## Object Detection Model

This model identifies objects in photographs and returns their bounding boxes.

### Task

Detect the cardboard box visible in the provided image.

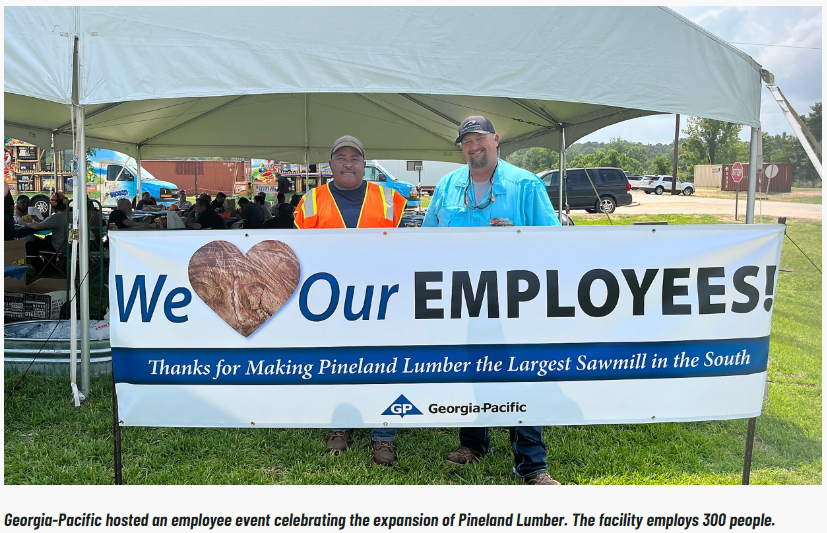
[5,278,67,320]
[4,239,27,290]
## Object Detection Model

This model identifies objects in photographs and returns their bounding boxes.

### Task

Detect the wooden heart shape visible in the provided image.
[188,240,300,337]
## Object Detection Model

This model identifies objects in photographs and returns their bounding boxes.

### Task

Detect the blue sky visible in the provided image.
[580,6,822,144]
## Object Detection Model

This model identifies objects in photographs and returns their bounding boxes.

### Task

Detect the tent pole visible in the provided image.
[746,126,760,224]
[68,123,81,405]
[51,133,58,189]
[741,125,761,483]
[77,104,91,398]
[304,94,310,189]
[558,128,566,222]
[671,115,680,195]
[135,146,143,198]
[71,33,91,398]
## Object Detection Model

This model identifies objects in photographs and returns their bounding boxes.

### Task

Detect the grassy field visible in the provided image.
[4,215,821,485]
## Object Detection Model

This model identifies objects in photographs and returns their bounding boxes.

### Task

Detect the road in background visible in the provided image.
[619,190,822,220]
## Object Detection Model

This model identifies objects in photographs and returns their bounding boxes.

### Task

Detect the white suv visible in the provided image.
[640,175,694,195]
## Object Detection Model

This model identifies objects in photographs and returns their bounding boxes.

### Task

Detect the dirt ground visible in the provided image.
[618,189,822,220]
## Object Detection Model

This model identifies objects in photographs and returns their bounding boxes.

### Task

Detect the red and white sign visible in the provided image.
[732,162,744,183]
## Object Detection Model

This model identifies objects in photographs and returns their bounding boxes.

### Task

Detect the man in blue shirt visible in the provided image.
[423,116,561,485]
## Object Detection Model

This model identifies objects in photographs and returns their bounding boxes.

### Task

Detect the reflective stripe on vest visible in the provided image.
[378,185,394,222]
[303,188,316,218]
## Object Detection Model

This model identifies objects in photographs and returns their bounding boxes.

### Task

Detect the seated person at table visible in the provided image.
[108,198,137,229]
[236,197,265,229]
[262,202,296,229]
[21,193,70,270]
[13,194,30,223]
[186,198,228,230]
[210,192,227,213]
[271,192,286,216]
[176,189,192,210]
[135,192,157,210]
[254,194,273,220]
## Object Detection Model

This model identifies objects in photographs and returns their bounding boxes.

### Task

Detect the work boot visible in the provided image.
[326,430,351,455]
[524,472,561,485]
[445,447,483,466]
[371,440,396,466]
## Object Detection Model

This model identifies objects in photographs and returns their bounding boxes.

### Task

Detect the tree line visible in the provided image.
[506,102,821,187]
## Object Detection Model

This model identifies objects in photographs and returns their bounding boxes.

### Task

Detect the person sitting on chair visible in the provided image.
[210,192,228,213]
[13,194,30,224]
[22,193,70,272]
[254,193,273,220]
[186,198,228,230]
[235,197,265,229]
[108,198,138,229]
[135,192,157,210]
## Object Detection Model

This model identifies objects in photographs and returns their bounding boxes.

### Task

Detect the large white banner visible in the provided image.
[110,225,784,427]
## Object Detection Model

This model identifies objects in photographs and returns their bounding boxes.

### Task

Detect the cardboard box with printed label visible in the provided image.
[4,278,67,320]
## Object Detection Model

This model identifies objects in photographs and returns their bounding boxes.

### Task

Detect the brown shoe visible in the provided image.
[445,447,483,466]
[371,440,396,466]
[326,430,351,455]
[525,472,561,485]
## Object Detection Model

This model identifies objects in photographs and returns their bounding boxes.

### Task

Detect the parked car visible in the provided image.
[536,167,632,214]
[640,175,694,195]
[624,171,644,190]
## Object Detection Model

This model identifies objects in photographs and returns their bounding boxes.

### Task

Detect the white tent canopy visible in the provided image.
[5,6,763,162]
[5,6,768,400]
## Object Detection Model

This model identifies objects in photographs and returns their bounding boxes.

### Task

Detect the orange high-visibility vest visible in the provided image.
[295,182,407,229]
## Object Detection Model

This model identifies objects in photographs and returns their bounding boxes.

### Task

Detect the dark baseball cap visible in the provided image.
[331,135,365,158]
[455,116,496,144]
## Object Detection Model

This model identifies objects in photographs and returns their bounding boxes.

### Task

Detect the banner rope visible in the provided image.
[785,233,822,274]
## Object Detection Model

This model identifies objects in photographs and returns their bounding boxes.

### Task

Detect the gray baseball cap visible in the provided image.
[331,135,365,157]
[455,116,496,144]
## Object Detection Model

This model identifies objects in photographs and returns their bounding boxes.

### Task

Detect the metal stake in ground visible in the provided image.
[742,417,757,484]
[112,372,123,485]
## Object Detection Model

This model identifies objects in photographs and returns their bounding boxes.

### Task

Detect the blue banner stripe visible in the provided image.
[113,338,769,385]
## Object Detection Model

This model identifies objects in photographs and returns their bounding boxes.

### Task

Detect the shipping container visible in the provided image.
[692,164,722,188]
[141,160,251,196]
[720,163,792,193]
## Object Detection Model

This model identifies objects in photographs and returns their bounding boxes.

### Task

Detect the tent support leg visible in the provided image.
[112,373,123,485]
[558,128,565,222]
[746,127,760,224]
[741,417,757,485]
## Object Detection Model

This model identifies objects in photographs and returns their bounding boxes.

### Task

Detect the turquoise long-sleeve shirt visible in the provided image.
[422,160,560,227]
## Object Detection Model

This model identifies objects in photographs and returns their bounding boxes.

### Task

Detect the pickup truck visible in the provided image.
[323,161,421,208]
[363,161,420,208]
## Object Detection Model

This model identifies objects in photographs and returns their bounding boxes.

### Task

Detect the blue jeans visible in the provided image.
[333,428,397,442]
[459,426,547,479]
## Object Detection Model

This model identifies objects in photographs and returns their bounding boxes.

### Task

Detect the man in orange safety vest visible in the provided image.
[295,136,406,230]
[294,135,406,466]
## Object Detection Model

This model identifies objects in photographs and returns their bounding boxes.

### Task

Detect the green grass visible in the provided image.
[780,195,822,205]
[4,215,821,484]
[691,188,822,204]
